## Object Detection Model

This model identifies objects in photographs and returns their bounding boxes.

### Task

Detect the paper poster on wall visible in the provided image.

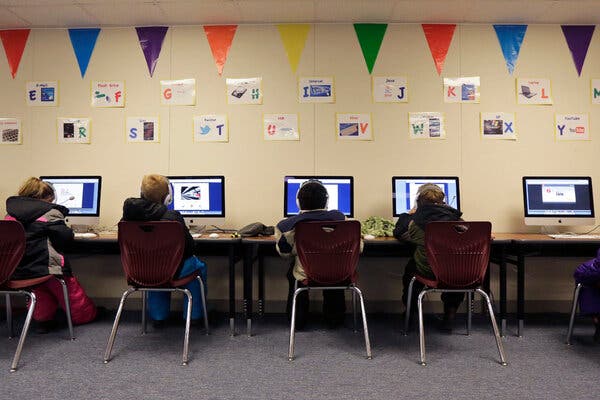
[372,76,408,103]
[0,118,21,144]
[555,114,589,141]
[443,77,480,103]
[193,115,228,142]
[516,78,552,105]
[263,114,299,141]
[91,81,125,107]
[126,117,159,143]
[226,78,262,105]
[298,77,334,103]
[57,118,90,144]
[408,112,445,139]
[591,79,600,104]
[480,112,516,140]
[160,79,196,106]
[336,113,373,141]
[26,81,58,106]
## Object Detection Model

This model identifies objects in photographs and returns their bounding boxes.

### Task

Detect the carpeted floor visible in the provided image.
[1,311,598,400]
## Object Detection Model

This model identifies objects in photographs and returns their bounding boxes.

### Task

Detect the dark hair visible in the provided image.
[297,181,328,211]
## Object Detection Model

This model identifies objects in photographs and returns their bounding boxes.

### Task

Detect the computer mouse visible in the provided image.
[191,233,202,238]
[209,233,219,238]
[363,234,376,240]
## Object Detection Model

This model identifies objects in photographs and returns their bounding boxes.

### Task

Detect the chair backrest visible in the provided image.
[425,221,492,288]
[0,220,26,285]
[118,221,185,287]
[295,220,361,285]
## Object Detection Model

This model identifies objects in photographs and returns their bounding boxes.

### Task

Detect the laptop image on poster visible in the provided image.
[520,85,537,98]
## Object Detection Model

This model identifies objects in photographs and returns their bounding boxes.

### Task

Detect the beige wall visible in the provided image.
[1,24,597,311]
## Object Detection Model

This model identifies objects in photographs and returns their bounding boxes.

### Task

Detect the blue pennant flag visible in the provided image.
[493,25,527,75]
[68,28,101,78]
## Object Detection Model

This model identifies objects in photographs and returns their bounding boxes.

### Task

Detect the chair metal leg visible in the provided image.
[352,288,357,333]
[477,289,507,366]
[566,283,582,345]
[403,276,416,335]
[288,287,307,361]
[104,288,134,363]
[467,291,472,336]
[57,278,75,340]
[417,290,427,366]
[10,291,36,372]
[198,276,210,335]
[352,287,372,359]
[141,291,147,335]
[6,293,13,339]
[182,288,192,366]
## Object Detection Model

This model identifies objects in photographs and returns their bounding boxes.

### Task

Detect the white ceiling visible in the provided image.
[0,0,600,29]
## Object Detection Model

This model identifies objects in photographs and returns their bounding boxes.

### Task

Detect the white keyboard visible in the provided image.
[548,234,600,240]
[74,232,98,238]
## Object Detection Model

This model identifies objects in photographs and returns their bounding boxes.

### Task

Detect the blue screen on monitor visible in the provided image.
[523,177,594,217]
[167,176,225,217]
[40,176,101,216]
[284,176,353,217]
[392,176,460,216]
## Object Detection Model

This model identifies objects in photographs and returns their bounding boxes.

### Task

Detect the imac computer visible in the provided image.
[284,176,354,217]
[522,176,595,226]
[40,176,102,228]
[392,176,460,216]
[167,176,225,228]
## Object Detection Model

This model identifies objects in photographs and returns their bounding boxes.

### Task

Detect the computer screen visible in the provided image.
[284,176,353,217]
[40,176,102,226]
[167,176,225,219]
[522,176,595,226]
[392,176,460,216]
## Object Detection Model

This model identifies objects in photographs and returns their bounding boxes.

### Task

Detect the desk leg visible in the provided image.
[517,250,525,337]
[499,246,507,337]
[258,251,265,317]
[243,243,255,337]
[228,245,236,337]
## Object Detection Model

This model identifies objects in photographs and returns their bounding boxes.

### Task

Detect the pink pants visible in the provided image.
[31,276,97,324]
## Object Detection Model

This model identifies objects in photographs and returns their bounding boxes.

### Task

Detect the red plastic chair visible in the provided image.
[404,221,506,366]
[288,220,371,360]
[0,220,75,372]
[103,221,208,366]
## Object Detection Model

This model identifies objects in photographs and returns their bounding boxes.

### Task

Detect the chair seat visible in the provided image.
[3,275,53,290]
[127,271,200,289]
[414,274,482,290]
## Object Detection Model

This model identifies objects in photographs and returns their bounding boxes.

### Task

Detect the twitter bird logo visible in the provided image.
[200,125,211,135]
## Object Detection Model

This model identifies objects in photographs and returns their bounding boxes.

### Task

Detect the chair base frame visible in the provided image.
[566,283,583,345]
[103,276,208,366]
[288,281,372,361]
[2,277,75,372]
[404,276,507,366]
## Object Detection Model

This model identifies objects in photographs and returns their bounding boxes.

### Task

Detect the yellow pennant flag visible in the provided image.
[277,24,310,73]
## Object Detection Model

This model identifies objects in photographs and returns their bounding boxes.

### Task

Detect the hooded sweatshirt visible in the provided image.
[5,196,73,279]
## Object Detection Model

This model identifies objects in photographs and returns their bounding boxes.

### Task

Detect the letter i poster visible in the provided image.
[126,117,160,143]
[336,113,373,140]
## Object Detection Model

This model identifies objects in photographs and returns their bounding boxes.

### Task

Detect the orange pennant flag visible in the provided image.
[204,25,237,76]
[0,29,30,78]
[422,24,456,75]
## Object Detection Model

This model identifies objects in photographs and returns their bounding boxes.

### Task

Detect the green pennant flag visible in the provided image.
[354,23,387,74]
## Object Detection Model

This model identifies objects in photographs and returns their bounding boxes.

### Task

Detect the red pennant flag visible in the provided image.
[0,29,30,78]
[422,24,456,75]
[204,25,237,76]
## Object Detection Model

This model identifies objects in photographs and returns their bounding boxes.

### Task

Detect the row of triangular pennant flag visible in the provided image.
[0,24,596,79]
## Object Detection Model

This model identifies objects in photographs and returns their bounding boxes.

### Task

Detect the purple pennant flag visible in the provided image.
[135,26,168,77]
[561,25,595,76]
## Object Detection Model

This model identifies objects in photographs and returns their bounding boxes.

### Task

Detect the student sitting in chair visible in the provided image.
[275,180,359,329]
[573,251,600,343]
[5,177,98,333]
[122,174,207,327]
[393,183,462,332]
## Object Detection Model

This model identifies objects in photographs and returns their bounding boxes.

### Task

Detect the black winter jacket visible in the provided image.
[5,196,73,280]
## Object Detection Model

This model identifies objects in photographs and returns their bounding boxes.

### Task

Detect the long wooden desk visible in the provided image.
[68,232,242,335]
[241,235,513,337]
